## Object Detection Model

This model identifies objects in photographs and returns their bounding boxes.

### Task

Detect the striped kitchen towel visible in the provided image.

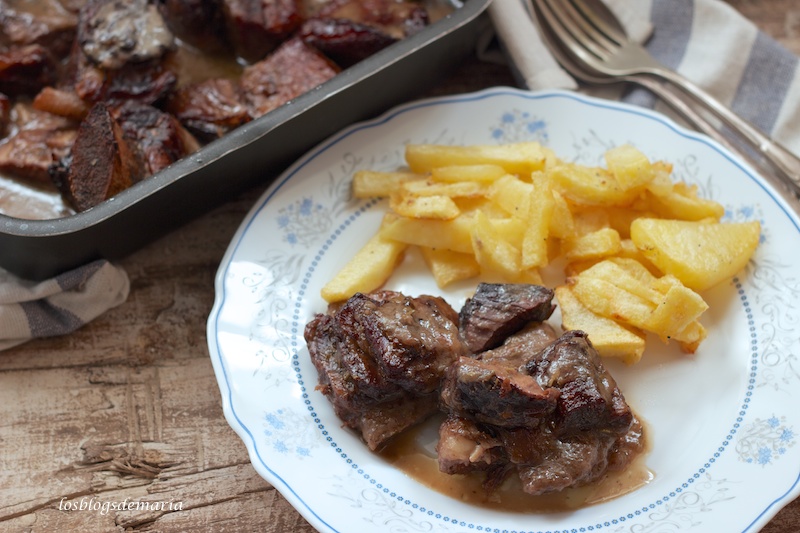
[0,260,129,351]
[490,0,800,157]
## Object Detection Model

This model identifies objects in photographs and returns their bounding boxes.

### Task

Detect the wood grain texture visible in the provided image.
[1,2,798,532]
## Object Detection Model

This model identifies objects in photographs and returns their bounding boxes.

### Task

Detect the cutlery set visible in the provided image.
[531,0,800,197]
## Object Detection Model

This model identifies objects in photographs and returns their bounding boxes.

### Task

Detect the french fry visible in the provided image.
[320,218,408,303]
[487,174,533,217]
[471,210,521,279]
[352,170,424,198]
[631,218,760,291]
[521,173,554,269]
[604,144,655,190]
[549,164,640,207]
[420,247,480,288]
[402,179,485,198]
[642,183,726,221]
[556,286,646,364]
[431,164,508,183]
[381,214,475,254]
[389,193,460,220]
[568,258,708,351]
[562,227,622,262]
[405,142,551,175]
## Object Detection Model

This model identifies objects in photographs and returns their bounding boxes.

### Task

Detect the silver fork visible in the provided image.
[534,0,800,195]
[530,3,767,173]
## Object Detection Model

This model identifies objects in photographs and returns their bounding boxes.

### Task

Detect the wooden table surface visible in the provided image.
[1,1,798,532]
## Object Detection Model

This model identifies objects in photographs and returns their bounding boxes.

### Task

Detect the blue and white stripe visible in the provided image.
[612,0,800,153]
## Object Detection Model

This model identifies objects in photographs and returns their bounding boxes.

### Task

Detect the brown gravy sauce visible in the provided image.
[380,414,654,513]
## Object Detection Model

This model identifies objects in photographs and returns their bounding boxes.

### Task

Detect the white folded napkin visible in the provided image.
[0,260,129,351]
[489,0,800,156]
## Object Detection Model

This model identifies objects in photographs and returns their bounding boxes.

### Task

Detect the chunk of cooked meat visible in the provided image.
[240,37,339,118]
[459,283,556,353]
[55,101,144,211]
[0,44,59,96]
[441,326,642,496]
[440,322,561,428]
[111,100,199,175]
[166,78,251,141]
[524,330,633,437]
[0,0,78,59]
[79,0,174,70]
[506,424,619,494]
[69,0,178,105]
[441,355,559,428]
[306,283,646,497]
[305,290,467,450]
[157,0,229,53]
[299,17,397,68]
[0,102,78,182]
[220,0,303,62]
[317,0,429,39]
[0,127,76,183]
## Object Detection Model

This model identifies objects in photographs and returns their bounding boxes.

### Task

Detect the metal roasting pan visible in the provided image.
[0,0,491,280]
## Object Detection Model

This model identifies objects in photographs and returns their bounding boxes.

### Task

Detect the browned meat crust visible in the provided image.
[240,37,339,118]
[56,102,143,211]
[459,283,556,353]
[305,290,467,451]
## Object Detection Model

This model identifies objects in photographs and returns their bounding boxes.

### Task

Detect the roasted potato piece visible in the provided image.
[521,173,554,269]
[420,247,480,288]
[630,218,761,291]
[562,227,622,262]
[555,285,646,364]
[352,170,424,198]
[430,164,508,183]
[405,142,551,175]
[320,217,408,303]
[604,144,655,190]
[549,164,640,207]
[569,258,708,350]
[389,193,460,220]
[471,210,521,279]
[381,214,474,254]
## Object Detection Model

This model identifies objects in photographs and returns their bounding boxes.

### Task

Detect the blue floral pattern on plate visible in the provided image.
[208,88,800,533]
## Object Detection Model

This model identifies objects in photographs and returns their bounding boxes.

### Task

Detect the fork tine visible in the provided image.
[570,0,627,46]
[539,0,614,61]
[533,0,611,69]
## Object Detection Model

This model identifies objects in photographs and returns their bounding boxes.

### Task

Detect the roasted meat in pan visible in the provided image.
[0,44,59,96]
[221,0,304,62]
[157,0,229,54]
[52,100,197,211]
[239,37,339,118]
[299,17,398,68]
[0,0,79,58]
[165,78,250,141]
[0,103,77,184]
[0,0,437,212]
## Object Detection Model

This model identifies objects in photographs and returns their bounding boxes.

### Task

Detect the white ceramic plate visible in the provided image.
[207,88,800,533]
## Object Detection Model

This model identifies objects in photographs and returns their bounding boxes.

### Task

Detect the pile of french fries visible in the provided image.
[321,142,760,364]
